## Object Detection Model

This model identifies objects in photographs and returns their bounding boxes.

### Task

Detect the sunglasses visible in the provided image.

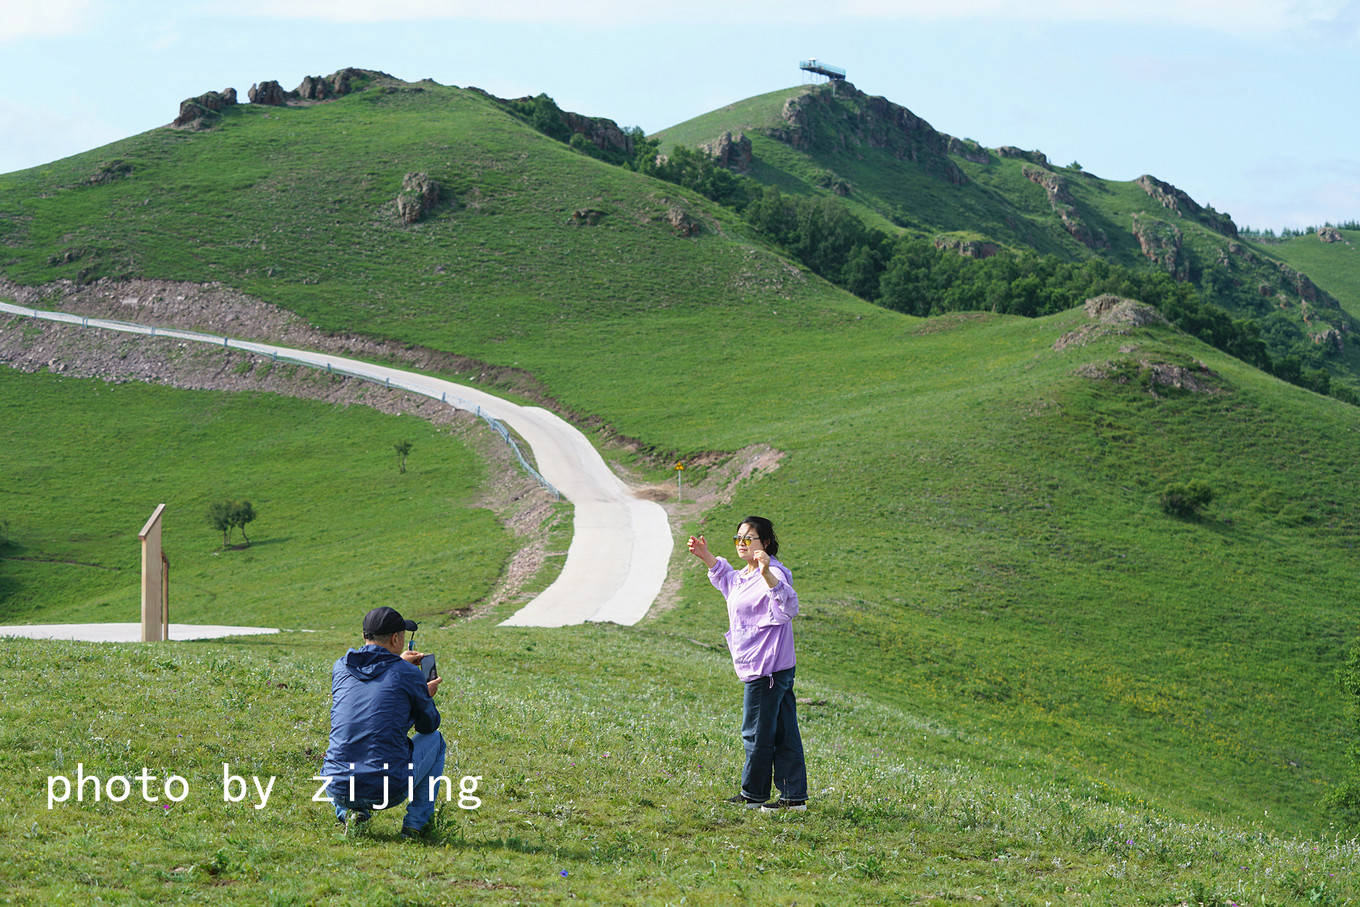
[733,535,760,545]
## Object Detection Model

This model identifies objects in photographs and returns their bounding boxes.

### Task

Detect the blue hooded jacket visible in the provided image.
[322,644,441,805]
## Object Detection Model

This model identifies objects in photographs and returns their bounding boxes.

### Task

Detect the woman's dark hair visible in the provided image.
[738,515,779,558]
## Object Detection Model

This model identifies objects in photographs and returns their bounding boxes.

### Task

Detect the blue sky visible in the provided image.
[2,0,1357,230]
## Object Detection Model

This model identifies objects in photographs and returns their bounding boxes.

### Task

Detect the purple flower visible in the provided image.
[560,870,569,878]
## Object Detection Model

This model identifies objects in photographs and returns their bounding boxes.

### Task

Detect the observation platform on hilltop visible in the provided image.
[800,59,846,81]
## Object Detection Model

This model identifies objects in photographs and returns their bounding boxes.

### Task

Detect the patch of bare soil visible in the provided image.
[629,444,786,619]
[0,276,664,458]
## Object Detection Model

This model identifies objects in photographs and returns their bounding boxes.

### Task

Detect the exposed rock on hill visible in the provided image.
[397,172,440,224]
[248,80,290,106]
[997,146,1049,165]
[947,138,990,164]
[173,88,237,130]
[1312,327,1344,352]
[934,236,998,259]
[1084,293,1169,326]
[248,68,389,107]
[664,206,701,237]
[1136,174,1238,239]
[1075,357,1222,395]
[700,132,753,173]
[768,82,966,186]
[86,160,133,185]
[1318,227,1344,243]
[1130,214,1187,279]
[1022,165,1108,250]
[1054,294,1169,351]
[569,208,606,226]
[561,110,635,159]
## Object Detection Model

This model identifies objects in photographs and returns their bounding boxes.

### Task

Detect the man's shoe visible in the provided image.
[760,799,807,813]
[338,808,370,832]
[724,794,768,809]
[400,825,425,840]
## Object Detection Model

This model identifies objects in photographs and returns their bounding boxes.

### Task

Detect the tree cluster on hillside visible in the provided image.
[206,499,257,548]
[1241,220,1360,241]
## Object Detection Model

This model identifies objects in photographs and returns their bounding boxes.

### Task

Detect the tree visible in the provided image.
[207,500,234,547]
[207,499,257,547]
[394,440,413,474]
[230,500,257,545]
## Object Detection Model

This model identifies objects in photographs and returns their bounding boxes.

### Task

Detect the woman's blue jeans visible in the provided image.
[740,666,808,802]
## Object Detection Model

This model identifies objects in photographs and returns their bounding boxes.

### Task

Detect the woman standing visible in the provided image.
[688,516,808,812]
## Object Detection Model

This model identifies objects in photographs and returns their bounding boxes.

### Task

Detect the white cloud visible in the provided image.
[229,0,1358,35]
[0,0,96,42]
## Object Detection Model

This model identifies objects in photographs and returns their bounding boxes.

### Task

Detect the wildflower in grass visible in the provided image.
[560,870,568,878]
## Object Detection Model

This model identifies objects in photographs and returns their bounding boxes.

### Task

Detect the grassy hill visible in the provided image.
[1266,228,1360,319]
[655,83,1360,385]
[3,70,1359,900]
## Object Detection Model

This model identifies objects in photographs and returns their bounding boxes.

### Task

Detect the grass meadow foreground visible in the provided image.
[2,332,1359,903]
[3,629,1358,906]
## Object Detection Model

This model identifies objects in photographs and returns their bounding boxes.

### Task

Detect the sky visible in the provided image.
[2,0,1357,231]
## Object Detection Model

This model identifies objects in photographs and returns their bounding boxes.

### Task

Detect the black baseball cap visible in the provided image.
[362,606,417,639]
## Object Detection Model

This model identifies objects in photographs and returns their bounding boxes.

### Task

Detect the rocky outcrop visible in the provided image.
[934,236,999,259]
[700,131,754,173]
[296,74,335,101]
[86,160,133,185]
[1022,165,1108,250]
[1312,327,1344,352]
[560,111,635,159]
[1131,214,1187,279]
[568,208,606,226]
[1136,174,1238,238]
[1318,226,1344,243]
[1278,262,1338,308]
[1083,294,1168,327]
[397,172,440,224]
[998,146,1049,165]
[1054,294,1170,350]
[172,88,238,129]
[947,137,990,164]
[249,68,382,107]
[664,206,700,237]
[248,80,291,106]
[768,83,965,186]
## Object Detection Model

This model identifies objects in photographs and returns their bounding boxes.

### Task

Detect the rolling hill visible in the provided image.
[2,68,1358,901]
[656,82,1360,388]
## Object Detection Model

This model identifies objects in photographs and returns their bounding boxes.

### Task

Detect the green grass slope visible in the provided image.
[4,628,1357,904]
[1268,229,1360,319]
[2,71,1359,861]
[0,368,515,628]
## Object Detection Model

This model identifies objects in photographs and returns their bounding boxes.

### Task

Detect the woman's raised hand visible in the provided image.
[687,534,718,567]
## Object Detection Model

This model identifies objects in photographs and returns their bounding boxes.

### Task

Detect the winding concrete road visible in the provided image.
[0,302,671,628]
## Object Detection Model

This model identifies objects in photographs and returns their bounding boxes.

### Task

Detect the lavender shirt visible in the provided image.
[708,555,799,682]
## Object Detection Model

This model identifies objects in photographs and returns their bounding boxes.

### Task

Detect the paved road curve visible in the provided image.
[0,302,671,627]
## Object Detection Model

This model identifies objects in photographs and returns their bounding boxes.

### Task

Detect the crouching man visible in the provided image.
[322,606,445,837]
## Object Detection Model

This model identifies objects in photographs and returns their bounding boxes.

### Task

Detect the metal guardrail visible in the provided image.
[1,303,561,499]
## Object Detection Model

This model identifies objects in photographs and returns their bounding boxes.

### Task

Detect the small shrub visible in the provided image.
[1160,480,1213,518]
